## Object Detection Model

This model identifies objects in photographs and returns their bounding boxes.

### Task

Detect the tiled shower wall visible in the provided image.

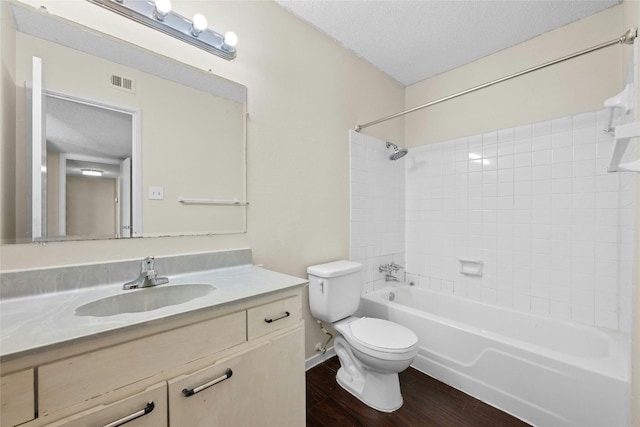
[350,130,405,293]
[405,109,636,331]
[350,110,636,332]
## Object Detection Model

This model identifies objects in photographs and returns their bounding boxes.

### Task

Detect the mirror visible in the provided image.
[43,93,136,240]
[3,3,247,244]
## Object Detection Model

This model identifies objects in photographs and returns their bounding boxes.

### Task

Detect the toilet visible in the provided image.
[307,260,418,412]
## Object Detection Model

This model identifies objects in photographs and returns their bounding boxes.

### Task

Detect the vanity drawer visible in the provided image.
[247,295,300,340]
[44,382,167,427]
[1,368,35,426]
[38,311,246,418]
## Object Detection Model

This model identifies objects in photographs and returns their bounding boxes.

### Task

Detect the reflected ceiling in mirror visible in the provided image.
[3,3,247,244]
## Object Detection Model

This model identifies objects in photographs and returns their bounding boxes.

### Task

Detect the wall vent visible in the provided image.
[109,74,135,93]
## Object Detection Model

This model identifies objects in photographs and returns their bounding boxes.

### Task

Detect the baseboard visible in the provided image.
[305,347,336,371]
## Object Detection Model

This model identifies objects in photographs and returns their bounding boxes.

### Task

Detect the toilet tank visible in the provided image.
[307,260,363,323]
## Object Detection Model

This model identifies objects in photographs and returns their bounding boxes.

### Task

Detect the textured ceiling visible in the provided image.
[276,0,621,86]
[46,96,132,161]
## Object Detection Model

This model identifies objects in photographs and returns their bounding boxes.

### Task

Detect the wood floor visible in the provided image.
[306,356,531,427]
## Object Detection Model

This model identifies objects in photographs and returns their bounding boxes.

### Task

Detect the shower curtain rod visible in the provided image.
[355,27,638,132]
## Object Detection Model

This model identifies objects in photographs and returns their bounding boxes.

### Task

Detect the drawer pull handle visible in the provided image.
[182,368,233,397]
[103,402,155,427]
[264,311,290,323]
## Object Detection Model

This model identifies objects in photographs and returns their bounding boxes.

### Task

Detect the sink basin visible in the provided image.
[75,284,215,317]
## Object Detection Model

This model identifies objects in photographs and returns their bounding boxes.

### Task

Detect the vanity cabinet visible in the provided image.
[44,383,167,427]
[0,289,304,427]
[38,311,247,417]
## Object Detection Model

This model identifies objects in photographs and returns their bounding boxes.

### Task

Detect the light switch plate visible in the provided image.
[149,186,164,200]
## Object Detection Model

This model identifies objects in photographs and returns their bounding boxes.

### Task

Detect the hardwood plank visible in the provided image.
[308,396,367,427]
[306,356,530,427]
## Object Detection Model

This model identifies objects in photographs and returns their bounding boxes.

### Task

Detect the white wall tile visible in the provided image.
[533,120,552,137]
[572,112,596,129]
[595,309,618,329]
[352,111,635,332]
[552,146,573,163]
[350,131,405,294]
[550,300,571,319]
[573,127,596,145]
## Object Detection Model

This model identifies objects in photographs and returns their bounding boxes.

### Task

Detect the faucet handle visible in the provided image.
[389,262,404,272]
[141,256,155,272]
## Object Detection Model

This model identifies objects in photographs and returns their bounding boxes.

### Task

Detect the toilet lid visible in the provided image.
[349,318,418,351]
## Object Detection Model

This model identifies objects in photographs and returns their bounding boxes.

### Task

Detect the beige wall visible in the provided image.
[66,175,117,238]
[0,0,405,361]
[405,5,625,146]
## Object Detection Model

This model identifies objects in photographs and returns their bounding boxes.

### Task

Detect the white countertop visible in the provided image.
[0,265,307,361]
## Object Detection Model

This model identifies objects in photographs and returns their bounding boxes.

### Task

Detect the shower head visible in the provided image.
[386,142,408,160]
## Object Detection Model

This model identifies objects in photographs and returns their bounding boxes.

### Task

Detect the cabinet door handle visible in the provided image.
[264,311,290,323]
[102,402,155,427]
[182,368,233,397]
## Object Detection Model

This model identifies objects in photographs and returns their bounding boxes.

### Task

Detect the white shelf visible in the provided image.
[618,159,640,172]
[603,84,634,132]
[607,122,640,173]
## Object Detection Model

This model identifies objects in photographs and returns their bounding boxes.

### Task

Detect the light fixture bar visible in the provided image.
[86,0,237,60]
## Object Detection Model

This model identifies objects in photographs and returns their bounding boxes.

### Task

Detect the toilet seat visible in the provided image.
[349,318,418,353]
[334,317,418,359]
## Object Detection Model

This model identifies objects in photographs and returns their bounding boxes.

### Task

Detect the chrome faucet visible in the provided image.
[379,262,404,274]
[123,256,169,290]
[379,262,404,282]
[384,274,400,282]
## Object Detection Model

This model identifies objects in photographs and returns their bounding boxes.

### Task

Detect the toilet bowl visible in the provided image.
[335,317,418,371]
[332,317,418,412]
[307,260,418,412]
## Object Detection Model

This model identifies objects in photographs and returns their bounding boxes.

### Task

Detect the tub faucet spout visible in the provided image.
[385,274,400,282]
[123,256,169,290]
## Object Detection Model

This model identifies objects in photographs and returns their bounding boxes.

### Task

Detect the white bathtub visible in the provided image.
[360,286,630,427]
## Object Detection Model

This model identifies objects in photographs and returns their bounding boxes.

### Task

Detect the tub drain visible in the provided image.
[389,292,395,301]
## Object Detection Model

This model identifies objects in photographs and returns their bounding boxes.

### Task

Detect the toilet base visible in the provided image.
[335,365,403,412]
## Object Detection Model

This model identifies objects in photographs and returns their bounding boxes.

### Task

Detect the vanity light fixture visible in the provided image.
[87,0,238,60]
[153,0,171,20]
[190,13,207,37]
[223,31,238,51]
[81,169,104,177]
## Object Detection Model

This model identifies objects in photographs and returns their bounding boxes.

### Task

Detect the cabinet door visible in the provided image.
[168,327,304,426]
[44,383,167,427]
[1,369,35,426]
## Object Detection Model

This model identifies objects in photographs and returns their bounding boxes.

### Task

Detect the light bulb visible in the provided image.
[81,169,103,177]
[154,0,171,20]
[223,31,238,48]
[191,14,207,36]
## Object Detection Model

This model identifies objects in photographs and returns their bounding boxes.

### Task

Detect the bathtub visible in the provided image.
[360,286,630,427]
